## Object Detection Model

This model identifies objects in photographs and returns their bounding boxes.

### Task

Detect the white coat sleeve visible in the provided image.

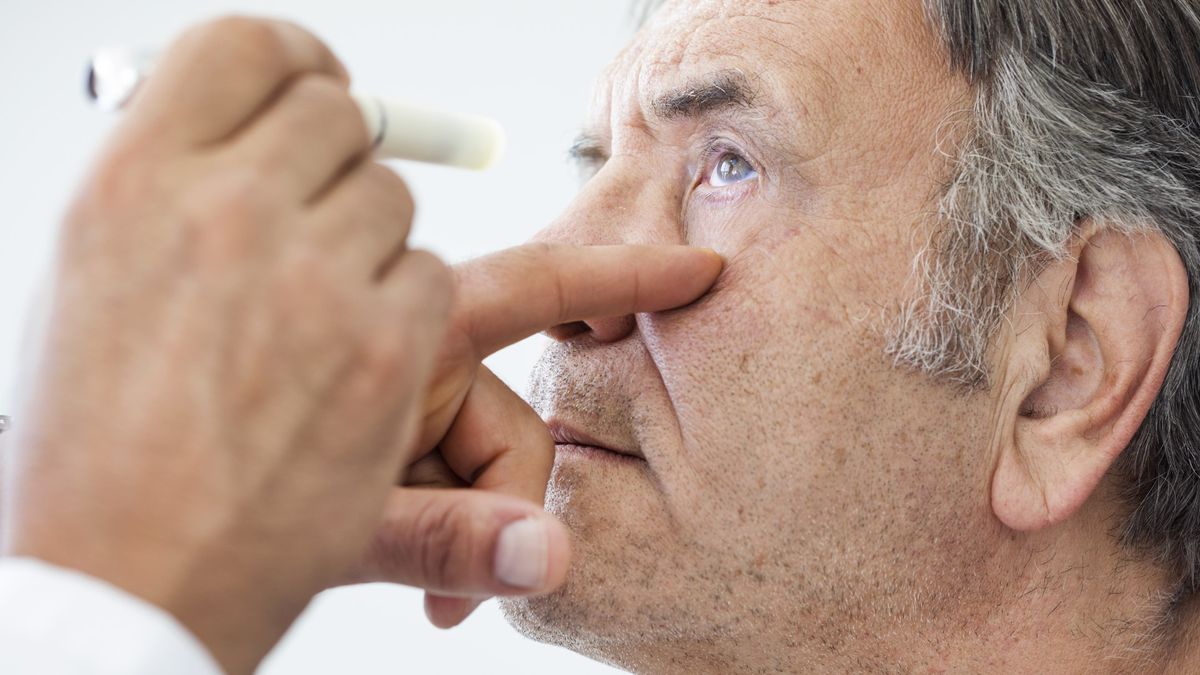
[0,557,224,674]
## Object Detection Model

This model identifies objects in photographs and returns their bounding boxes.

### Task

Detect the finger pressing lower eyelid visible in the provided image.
[456,244,725,356]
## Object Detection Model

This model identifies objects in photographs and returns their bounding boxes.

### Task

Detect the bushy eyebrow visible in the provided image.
[650,70,759,120]
[567,70,764,167]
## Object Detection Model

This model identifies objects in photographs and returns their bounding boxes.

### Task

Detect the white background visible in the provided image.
[0,1,633,673]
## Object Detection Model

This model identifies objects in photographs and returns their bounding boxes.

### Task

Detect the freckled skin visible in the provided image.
[499,1,1179,673]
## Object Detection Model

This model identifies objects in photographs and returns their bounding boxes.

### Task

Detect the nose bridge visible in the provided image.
[537,156,683,345]
[535,157,682,248]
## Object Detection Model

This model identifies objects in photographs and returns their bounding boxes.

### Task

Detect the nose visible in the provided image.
[535,158,684,343]
[544,311,637,344]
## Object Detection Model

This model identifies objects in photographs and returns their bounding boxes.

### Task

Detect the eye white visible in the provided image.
[708,152,758,187]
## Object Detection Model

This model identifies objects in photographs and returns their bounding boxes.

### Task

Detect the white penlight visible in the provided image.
[86,47,506,171]
[88,48,157,111]
[350,93,506,171]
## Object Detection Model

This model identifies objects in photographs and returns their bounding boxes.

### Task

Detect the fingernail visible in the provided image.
[494,518,549,589]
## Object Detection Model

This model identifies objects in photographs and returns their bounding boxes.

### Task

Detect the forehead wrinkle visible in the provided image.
[630,9,820,126]
[606,2,788,113]
[586,0,845,169]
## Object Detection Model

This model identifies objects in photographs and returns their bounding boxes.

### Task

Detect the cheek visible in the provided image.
[640,224,888,521]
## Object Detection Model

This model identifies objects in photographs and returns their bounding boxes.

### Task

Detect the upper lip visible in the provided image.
[546,419,646,460]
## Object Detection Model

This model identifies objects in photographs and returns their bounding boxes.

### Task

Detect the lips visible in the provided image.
[546,420,646,462]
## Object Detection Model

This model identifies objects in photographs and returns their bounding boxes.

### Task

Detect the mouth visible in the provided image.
[546,420,646,463]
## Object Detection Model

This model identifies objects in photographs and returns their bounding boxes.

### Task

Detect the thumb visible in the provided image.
[353,487,570,598]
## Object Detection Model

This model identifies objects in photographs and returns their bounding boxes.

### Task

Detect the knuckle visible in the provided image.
[407,250,455,314]
[351,330,407,392]
[481,243,567,315]
[287,76,358,132]
[328,86,370,148]
[183,16,270,53]
[262,77,367,168]
[519,402,554,442]
[364,165,415,220]
[413,499,485,589]
[184,16,289,80]
[412,249,453,286]
[287,73,353,116]
[520,241,557,259]
[511,242,559,273]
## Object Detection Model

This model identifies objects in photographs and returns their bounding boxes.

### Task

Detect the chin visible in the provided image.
[499,455,742,670]
[498,574,657,672]
[497,538,647,669]
[499,565,742,675]
[499,457,656,656]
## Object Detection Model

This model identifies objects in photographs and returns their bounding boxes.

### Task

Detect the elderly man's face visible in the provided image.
[504,0,996,668]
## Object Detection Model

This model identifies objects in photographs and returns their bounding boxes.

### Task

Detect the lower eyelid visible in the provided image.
[693,177,758,206]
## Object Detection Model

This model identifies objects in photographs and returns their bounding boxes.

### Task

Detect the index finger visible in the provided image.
[454,244,724,357]
[130,16,349,147]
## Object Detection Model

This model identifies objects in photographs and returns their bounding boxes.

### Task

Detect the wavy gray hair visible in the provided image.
[635,0,1200,598]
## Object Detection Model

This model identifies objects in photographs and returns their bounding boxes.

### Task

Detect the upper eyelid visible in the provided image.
[699,138,760,175]
[565,134,762,184]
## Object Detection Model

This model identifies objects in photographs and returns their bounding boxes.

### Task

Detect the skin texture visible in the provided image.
[500,1,1196,672]
[7,6,1196,674]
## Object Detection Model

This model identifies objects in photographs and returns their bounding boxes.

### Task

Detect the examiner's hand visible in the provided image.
[355,244,724,627]
[4,18,450,675]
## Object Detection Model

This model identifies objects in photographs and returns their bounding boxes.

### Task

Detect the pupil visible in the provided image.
[722,156,740,179]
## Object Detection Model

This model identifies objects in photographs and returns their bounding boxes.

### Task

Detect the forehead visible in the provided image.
[593,0,953,134]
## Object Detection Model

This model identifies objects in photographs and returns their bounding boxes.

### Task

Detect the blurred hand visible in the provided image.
[4,17,451,674]
[355,243,724,627]
[0,14,725,674]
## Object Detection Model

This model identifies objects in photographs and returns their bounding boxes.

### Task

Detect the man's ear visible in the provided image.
[991,223,1189,532]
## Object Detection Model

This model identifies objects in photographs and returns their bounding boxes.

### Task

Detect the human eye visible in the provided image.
[706,151,758,187]
[568,134,609,186]
[695,137,760,194]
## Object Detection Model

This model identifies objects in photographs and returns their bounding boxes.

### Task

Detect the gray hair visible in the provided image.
[635,0,1200,597]
[909,0,1200,600]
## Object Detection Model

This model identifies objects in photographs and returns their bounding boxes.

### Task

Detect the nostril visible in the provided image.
[545,321,590,342]
[581,315,638,344]
[544,315,638,343]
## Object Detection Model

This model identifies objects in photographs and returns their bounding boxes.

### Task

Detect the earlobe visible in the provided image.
[992,443,1056,531]
[990,226,1189,533]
